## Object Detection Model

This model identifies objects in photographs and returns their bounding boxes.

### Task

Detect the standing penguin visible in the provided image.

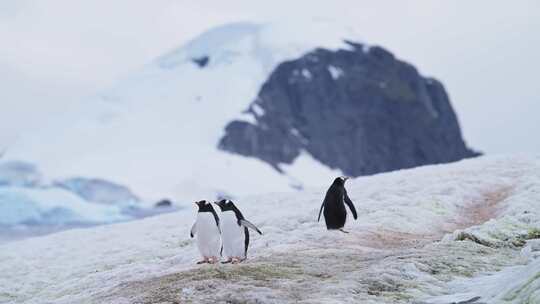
[214,199,262,264]
[190,200,222,264]
[318,176,358,233]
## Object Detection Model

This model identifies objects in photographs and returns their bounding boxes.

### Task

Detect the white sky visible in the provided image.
[0,0,539,154]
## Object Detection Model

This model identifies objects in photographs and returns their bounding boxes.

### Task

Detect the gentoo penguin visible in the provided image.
[214,199,262,264]
[318,176,358,233]
[190,200,222,264]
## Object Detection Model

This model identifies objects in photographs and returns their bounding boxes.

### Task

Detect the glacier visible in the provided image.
[53,177,140,206]
[0,161,42,187]
[0,186,127,226]
[0,160,149,234]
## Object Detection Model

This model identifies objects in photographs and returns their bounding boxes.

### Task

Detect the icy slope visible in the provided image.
[1,155,539,303]
[0,186,128,226]
[0,160,153,235]
[8,22,354,202]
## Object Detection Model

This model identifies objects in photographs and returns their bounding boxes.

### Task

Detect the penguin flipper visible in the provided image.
[190,222,196,238]
[344,190,358,220]
[317,201,325,222]
[240,219,263,235]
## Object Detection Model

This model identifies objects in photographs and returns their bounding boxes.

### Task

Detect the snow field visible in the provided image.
[1,155,539,303]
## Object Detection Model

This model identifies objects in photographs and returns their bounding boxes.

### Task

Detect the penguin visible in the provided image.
[190,200,222,264]
[214,199,262,264]
[318,176,358,233]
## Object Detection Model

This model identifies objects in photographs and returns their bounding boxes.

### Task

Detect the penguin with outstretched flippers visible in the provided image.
[190,200,222,264]
[214,199,262,264]
[318,176,358,233]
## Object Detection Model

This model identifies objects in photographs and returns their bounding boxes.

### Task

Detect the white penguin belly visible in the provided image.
[195,213,221,257]
[220,211,246,258]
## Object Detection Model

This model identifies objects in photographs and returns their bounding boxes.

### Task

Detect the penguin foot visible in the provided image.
[339,228,350,234]
[231,257,244,264]
[208,256,219,264]
[197,257,210,264]
[221,259,232,264]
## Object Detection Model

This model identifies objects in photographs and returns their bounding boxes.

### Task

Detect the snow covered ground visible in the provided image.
[1,155,539,303]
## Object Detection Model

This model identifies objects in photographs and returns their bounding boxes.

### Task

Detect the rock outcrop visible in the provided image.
[219,41,479,176]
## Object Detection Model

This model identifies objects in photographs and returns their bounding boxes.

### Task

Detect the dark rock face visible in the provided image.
[155,199,173,208]
[219,41,479,176]
[191,56,210,68]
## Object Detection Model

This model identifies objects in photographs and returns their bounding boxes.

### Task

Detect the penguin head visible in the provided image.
[214,199,235,212]
[333,176,349,186]
[194,200,214,212]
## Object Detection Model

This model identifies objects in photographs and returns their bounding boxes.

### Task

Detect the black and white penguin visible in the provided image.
[214,199,262,264]
[318,176,358,233]
[190,200,222,264]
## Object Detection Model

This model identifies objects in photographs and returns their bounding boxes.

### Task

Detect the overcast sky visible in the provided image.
[1,0,539,154]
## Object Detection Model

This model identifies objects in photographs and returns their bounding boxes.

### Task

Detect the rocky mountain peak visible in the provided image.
[219,41,479,176]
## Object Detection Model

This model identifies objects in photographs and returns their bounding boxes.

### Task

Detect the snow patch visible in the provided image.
[251,103,265,117]
[301,68,312,80]
[362,44,372,53]
[327,65,344,80]
[236,112,257,124]
[290,128,309,145]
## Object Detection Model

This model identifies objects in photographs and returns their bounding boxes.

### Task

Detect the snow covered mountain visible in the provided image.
[1,155,539,303]
[2,21,475,232]
[7,22,350,205]
[7,21,473,203]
